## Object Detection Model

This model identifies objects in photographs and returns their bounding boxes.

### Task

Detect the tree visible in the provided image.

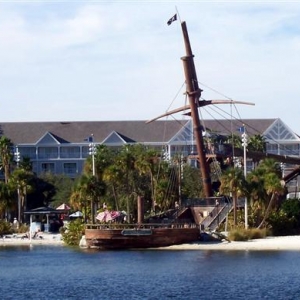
[0,136,13,183]
[247,158,284,229]
[0,182,14,219]
[219,166,247,226]
[248,134,266,152]
[257,169,285,229]
[181,164,203,199]
[69,174,105,223]
[224,133,242,149]
[114,145,138,222]
[9,168,35,223]
[39,172,73,208]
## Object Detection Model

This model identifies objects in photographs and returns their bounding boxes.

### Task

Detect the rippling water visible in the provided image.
[0,245,300,300]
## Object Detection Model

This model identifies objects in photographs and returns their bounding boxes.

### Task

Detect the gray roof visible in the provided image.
[202,118,278,136]
[0,120,189,145]
[0,118,278,145]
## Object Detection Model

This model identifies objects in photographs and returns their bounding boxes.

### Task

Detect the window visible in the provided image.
[266,144,278,154]
[60,147,80,158]
[19,147,36,159]
[64,163,77,175]
[41,163,55,173]
[38,147,58,159]
[82,146,89,158]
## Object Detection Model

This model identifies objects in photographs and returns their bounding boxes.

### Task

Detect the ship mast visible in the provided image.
[180,21,213,197]
[146,21,254,196]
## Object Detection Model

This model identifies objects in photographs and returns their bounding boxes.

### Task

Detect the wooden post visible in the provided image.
[137,196,144,224]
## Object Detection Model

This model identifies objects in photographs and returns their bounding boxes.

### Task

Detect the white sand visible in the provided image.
[159,235,300,251]
[2,233,300,250]
[0,232,64,246]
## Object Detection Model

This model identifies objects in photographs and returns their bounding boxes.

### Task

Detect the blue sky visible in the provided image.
[1,0,300,133]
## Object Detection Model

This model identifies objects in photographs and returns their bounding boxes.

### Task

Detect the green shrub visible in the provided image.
[0,220,12,235]
[16,223,29,234]
[248,228,268,239]
[228,228,268,241]
[228,229,249,241]
[61,219,85,246]
[268,210,297,236]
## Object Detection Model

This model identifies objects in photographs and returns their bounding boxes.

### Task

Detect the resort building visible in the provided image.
[1,118,300,188]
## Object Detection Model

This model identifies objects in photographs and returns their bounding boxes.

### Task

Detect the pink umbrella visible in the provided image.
[96,210,121,222]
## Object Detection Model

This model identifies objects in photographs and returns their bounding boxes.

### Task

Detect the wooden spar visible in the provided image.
[146,100,255,124]
[181,21,213,197]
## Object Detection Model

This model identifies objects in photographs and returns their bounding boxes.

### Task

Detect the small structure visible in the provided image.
[24,206,66,233]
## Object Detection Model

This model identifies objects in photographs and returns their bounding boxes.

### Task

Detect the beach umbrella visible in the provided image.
[56,203,71,210]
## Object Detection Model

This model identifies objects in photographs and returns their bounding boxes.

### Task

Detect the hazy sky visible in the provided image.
[1,0,300,133]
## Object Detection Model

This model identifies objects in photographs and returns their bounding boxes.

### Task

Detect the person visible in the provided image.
[175,201,179,210]
[103,202,107,210]
[13,218,19,230]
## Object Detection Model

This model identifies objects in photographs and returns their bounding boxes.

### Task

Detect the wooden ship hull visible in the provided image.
[85,224,200,250]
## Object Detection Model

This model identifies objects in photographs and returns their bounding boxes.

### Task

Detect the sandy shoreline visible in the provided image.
[0,233,64,246]
[1,233,300,251]
[159,235,300,251]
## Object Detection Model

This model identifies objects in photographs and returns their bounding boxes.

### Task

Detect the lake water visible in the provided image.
[0,245,299,300]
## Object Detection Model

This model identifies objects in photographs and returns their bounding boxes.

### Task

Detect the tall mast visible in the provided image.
[180,21,213,197]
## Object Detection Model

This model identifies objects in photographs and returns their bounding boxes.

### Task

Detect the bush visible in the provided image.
[248,228,268,239]
[228,228,268,241]
[268,210,298,236]
[228,229,248,241]
[61,219,85,246]
[0,220,12,235]
[16,223,29,234]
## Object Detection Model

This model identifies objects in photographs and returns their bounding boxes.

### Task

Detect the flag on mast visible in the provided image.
[167,14,177,26]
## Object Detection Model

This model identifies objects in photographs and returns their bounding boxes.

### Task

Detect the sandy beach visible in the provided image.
[0,232,64,246]
[1,233,300,250]
[159,235,300,251]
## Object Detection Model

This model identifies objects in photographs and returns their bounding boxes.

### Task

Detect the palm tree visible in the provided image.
[134,145,160,211]
[246,158,284,228]
[256,160,285,229]
[0,182,14,220]
[248,134,266,153]
[219,166,247,226]
[116,145,137,222]
[9,168,35,223]
[0,136,13,183]
[224,133,242,149]
[70,174,105,223]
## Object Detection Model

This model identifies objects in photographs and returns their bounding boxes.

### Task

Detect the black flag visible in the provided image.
[167,14,177,26]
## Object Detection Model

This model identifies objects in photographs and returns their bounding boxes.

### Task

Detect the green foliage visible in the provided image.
[267,199,300,236]
[248,134,266,152]
[228,228,267,241]
[228,229,249,241]
[39,173,74,207]
[247,228,268,239]
[281,198,300,222]
[267,211,295,236]
[181,164,203,198]
[0,220,12,235]
[61,219,85,246]
[16,223,29,234]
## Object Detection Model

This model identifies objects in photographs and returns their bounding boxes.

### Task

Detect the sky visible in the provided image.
[1,0,300,133]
